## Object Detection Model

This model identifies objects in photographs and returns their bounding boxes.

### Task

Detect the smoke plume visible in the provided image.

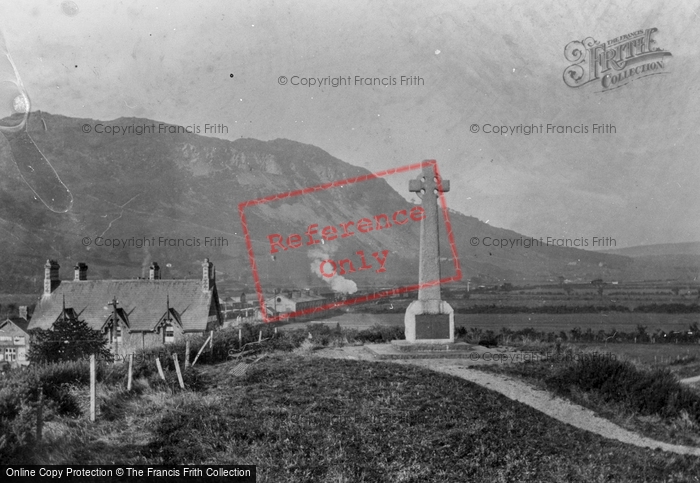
[308,245,358,294]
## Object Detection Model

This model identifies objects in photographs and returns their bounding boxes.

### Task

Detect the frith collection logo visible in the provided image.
[563,28,672,91]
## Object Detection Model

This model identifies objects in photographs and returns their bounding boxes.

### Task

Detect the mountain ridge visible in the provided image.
[0,112,692,295]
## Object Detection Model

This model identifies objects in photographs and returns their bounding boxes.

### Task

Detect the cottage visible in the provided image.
[29,259,222,359]
[0,312,31,367]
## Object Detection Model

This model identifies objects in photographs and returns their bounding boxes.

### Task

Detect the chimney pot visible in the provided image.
[19,306,27,320]
[149,262,161,280]
[74,262,88,281]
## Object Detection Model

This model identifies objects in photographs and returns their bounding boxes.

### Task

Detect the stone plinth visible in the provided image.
[390,340,471,352]
[404,299,454,343]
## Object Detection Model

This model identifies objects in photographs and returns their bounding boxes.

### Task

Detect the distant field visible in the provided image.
[287,312,699,334]
[574,343,700,365]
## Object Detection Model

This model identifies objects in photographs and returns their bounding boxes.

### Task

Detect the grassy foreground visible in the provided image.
[476,347,700,449]
[18,353,700,482]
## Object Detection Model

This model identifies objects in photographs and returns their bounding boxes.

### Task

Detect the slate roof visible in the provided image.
[0,318,30,333]
[30,280,217,333]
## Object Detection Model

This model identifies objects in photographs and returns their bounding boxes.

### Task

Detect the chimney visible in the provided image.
[19,306,27,320]
[149,262,161,280]
[74,262,88,281]
[202,258,214,292]
[44,260,60,296]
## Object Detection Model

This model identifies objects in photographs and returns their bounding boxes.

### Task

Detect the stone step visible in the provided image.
[390,340,474,352]
[366,343,482,360]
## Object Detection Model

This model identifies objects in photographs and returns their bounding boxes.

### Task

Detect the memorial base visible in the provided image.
[404,299,454,343]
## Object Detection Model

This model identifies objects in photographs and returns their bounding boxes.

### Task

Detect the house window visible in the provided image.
[164,325,174,343]
[0,336,11,343]
[14,336,25,345]
[4,348,16,362]
[110,325,123,344]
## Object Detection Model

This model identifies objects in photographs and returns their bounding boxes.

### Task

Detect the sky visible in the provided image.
[2,0,699,249]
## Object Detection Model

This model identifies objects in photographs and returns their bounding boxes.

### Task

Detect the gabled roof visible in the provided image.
[55,307,80,323]
[155,308,183,330]
[30,280,217,333]
[0,318,30,334]
[101,307,131,331]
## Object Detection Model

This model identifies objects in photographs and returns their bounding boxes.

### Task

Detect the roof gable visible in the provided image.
[155,308,182,331]
[101,307,131,331]
[0,318,30,334]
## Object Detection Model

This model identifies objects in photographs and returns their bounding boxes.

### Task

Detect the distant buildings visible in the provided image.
[219,292,268,326]
[29,258,223,359]
[0,309,30,367]
[269,291,327,316]
[219,290,330,324]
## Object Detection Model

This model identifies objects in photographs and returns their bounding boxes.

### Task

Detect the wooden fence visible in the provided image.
[29,328,280,437]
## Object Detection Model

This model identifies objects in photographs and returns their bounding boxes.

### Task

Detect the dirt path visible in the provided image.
[681,375,700,385]
[313,346,700,457]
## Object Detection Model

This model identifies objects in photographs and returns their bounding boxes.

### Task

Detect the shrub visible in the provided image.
[546,356,700,422]
[28,317,111,364]
[354,324,404,343]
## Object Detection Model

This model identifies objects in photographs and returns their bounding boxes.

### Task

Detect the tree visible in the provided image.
[28,316,111,364]
[591,280,606,300]
[636,324,648,343]
[500,282,513,292]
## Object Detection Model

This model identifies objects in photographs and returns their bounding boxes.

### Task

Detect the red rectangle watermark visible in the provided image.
[237,160,461,323]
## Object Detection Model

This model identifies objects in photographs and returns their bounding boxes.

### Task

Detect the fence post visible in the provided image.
[127,353,134,391]
[259,330,262,342]
[210,331,214,359]
[36,387,43,442]
[173,353,185,390]
[239,329,242,349]
[90,354,96,422]
[185,340,191,369]
[192,333,213,367]
[155,356,166,381]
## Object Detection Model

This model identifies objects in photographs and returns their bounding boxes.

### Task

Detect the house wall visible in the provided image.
[109,326,221,361]
[110,323,189,359]
[297,299,326,312]
[0,323,30,366]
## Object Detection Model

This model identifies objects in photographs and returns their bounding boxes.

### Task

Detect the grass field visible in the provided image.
[572,343,700,380]
[291,312,700,334]
[5,323,700,481]
[22,354,700,482]
[576,343,700,366]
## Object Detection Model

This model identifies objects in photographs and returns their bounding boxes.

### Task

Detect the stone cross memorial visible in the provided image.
[404,163,455,343]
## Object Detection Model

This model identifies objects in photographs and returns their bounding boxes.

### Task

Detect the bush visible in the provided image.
[546,356,700,422]
[0,363,86,461]
[354,324,405,343]
[28,317,111,364]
